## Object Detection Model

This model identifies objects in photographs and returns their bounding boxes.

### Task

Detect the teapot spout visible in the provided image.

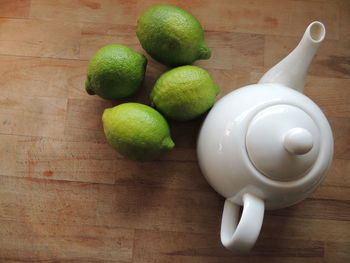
[259,21,325,93]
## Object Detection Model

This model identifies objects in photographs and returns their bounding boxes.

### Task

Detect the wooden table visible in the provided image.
[0,0,349,262]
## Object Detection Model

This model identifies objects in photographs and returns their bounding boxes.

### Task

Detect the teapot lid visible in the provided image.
[246,104,320,181]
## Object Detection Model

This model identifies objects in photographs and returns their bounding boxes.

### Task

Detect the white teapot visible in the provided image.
[197,21,333,253]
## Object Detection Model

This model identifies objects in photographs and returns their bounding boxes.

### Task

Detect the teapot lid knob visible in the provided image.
[284,128,313,155]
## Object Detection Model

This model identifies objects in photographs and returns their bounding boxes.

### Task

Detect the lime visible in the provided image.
[150,65,220,121]
[102,103,174,161]
[85,45,147,100]
[136,5,211,66]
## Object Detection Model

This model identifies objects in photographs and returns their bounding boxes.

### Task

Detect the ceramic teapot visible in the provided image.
[197,21,333,253]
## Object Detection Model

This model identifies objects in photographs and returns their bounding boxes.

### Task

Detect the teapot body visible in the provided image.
[197,83,333,209]
[196,21,331,253]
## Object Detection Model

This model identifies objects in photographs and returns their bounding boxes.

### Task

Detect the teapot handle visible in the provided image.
[220,193,265,253]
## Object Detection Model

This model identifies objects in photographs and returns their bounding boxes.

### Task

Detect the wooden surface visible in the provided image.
[0,0,349,262]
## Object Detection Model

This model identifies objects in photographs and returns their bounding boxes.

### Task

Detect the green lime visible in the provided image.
[150,65,220,121]
[136,5,211,67]
[85,45,147,100]
[102,103,175,161]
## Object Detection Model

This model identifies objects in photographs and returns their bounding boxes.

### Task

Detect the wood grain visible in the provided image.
[0,18,81,59]
[0,0,349,262]
[265,35,350,78]
[0,219,134,262]
[0,95,67,138]
[195,31,265,71]
[133,229,327,263]
[0,55,90,101]
[137,0,340,39]
[304,77,350,118]
[0,0,31,18]
[30,0,138,25]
